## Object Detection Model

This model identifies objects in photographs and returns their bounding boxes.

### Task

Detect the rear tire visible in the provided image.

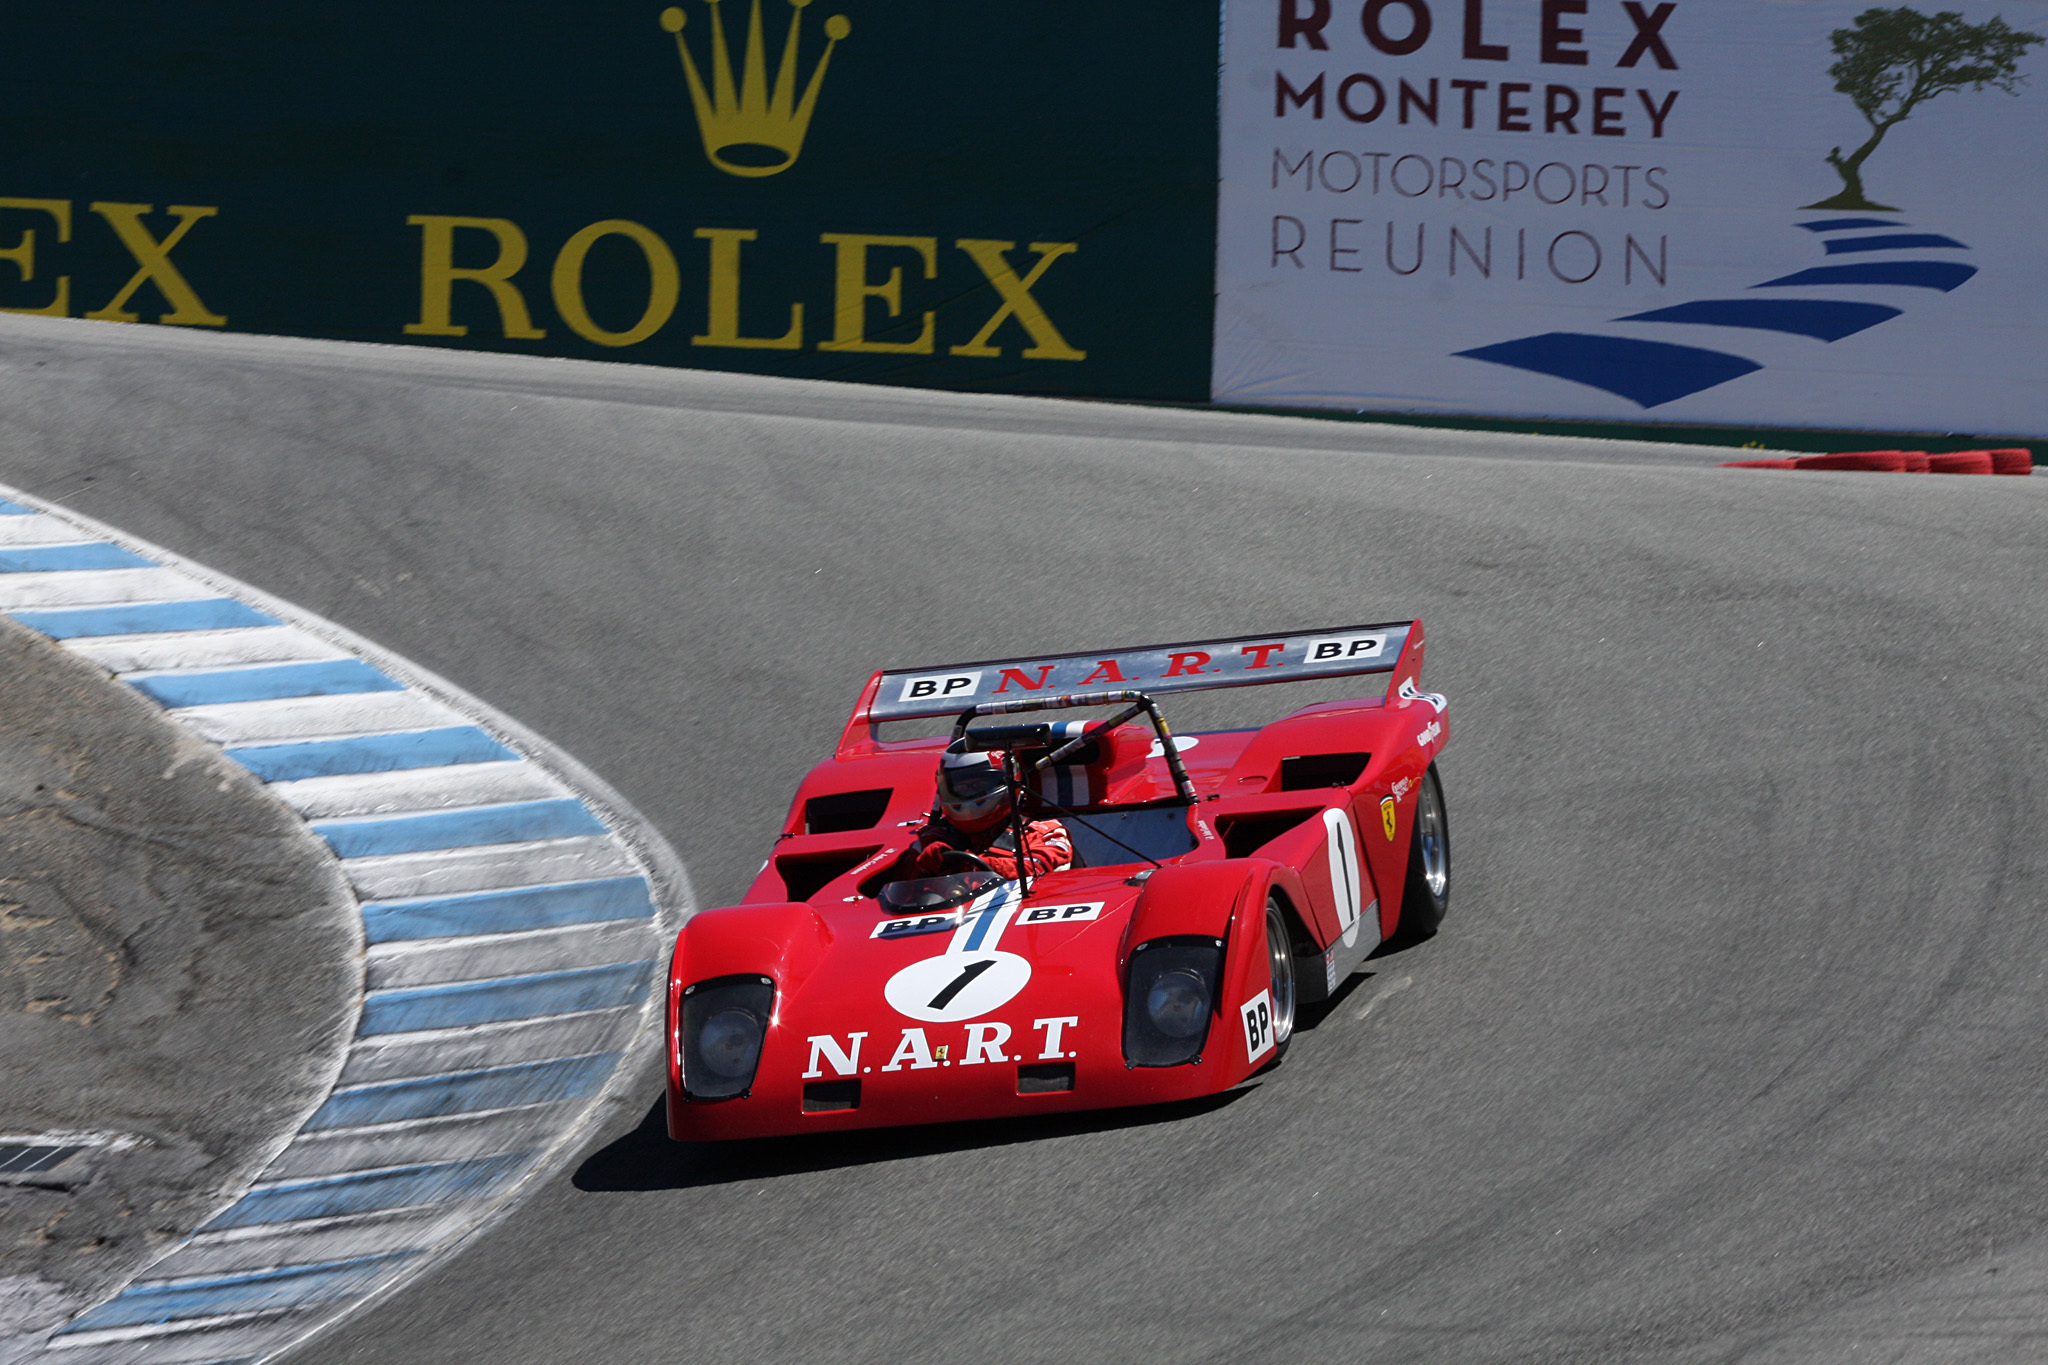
[1265,893,1297,1054]
[1394,763,1449,942]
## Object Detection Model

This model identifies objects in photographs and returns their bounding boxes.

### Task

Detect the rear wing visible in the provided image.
[838,620,1424,752]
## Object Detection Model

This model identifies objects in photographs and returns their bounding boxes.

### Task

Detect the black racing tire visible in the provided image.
[1264,892,1297,1058]
[1394,763,1450,942]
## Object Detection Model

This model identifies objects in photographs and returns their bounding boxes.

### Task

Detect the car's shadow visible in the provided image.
[574,1087,1254,1192]
[1295,968,1378,1030]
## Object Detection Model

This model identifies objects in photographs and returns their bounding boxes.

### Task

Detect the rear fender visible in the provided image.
[1241,810,1380,954]
[1374,623,1446,937]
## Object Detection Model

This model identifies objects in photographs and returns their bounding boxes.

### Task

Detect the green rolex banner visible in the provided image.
[0,2,1219,401]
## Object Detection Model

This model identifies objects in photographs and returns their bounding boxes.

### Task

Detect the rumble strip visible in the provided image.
[0,485,688,1365]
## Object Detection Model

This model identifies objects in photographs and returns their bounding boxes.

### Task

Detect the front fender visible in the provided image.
[1122,859,1309,950]
[1121,859,1309,1083]
[666,902,835,1133]
[1123,860,1256,954]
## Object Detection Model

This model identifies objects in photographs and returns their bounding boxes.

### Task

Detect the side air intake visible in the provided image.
[1218,811,1318,859]
[804,788,892,833]
[1278,753,1370,790]
[779,848,877,901]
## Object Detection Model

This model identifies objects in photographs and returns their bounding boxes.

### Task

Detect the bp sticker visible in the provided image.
[1241,989,1275,1063]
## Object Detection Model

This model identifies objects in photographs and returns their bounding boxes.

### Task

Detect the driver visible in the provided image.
[906,743,1073,881]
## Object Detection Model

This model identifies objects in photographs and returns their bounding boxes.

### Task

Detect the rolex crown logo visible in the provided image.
[659,0,850,178]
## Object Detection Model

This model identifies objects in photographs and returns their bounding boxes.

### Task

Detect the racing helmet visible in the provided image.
[936,743,1013,833]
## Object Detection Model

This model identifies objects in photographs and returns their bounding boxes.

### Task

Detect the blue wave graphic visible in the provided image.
[1616,299,1901,341]
[1755,261,1977,291]
[1456,334,1762,408]
[1798,217,1909,232]
[1823,233,1967,255]
[1455,214,1978,407]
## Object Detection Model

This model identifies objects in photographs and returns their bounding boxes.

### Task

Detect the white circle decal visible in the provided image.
[1324,807,1362,948]
[884,951,1032,1023]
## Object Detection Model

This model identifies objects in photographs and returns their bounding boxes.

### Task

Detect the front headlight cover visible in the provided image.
[680,975,775,1100]
[1123,937,1224,1067]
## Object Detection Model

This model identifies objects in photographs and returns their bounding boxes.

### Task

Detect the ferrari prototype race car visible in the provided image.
[666,621,1450,1140]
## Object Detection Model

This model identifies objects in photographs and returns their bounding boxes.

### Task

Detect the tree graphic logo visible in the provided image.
[1808,7,2042,210]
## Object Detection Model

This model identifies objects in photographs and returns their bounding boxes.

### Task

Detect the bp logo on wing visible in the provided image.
[658,0,850,178]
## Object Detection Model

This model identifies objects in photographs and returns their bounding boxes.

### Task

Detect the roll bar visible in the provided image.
[952,690,1196,806]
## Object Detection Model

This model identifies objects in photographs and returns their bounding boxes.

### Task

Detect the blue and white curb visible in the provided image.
[0,485,691,1365]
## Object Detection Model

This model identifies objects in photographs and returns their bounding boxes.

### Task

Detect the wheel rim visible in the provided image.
[1416,774,1448,900]
[1265,898,1296,1047]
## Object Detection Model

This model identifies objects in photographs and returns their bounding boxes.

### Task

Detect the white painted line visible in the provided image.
[336,1009,638,1086]
[173,692,466,746]
[164,1209,480,1279]
[0,514,96,546]
[178,1203,464,1248]
[0,568,214,609]
[64,626,350,674]
[44,1310,296,1351]
[120,657,362,685]
[175,1204,455,1247]
[261,1106,573,1181]
[270,762,568,820]
[109,636,353,678]
[364,920,652,989]
[343,836,638,901]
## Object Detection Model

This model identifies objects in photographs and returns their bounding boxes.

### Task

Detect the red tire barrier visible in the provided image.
[1988,448,2035,476]
[1793,450,1909,472]
[1719,448,2030,476]
[1927,450,1995,475]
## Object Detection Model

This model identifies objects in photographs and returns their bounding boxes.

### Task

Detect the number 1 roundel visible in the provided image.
[884,951,1032,1023]
[1323,807,1364,949]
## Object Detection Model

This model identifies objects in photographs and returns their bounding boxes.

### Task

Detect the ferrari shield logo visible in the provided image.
[1379,795,1397,841]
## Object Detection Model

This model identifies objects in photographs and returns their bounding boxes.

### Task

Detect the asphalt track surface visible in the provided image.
[1,316,2044,1364]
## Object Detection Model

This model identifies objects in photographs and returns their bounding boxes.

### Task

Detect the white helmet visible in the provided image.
[936,744,1012,833]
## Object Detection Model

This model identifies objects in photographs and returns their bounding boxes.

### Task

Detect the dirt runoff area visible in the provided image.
[0,614,358,1343]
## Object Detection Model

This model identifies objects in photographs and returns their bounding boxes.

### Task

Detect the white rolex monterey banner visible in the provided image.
[1213,0,2048,435]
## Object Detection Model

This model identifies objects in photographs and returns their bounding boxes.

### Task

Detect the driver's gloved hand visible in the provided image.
[910,840,958,877]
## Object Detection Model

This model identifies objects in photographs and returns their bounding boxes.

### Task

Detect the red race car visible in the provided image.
[665,621,1450,1140]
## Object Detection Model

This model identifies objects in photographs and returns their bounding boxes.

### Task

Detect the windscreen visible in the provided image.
[1060,806,1200,869]
[877,870,1004,914]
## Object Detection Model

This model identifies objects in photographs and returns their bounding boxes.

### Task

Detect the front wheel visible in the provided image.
[1394,763,1449,942]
